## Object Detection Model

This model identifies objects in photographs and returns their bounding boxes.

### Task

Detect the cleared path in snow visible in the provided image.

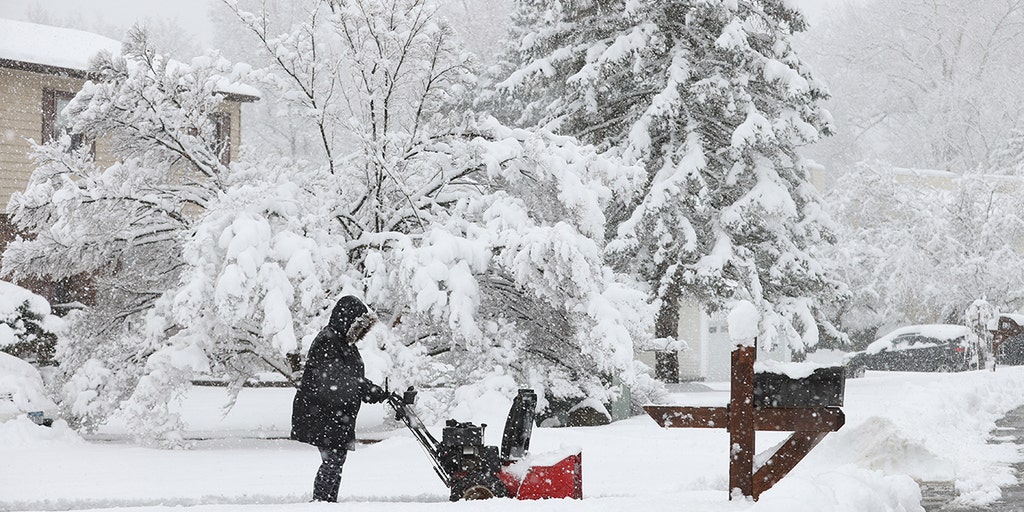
[925,404,1024,511]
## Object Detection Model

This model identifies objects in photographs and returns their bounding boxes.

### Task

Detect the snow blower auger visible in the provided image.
[385,388,583,502]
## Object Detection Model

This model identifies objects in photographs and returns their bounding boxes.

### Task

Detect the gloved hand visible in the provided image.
[366,383,389,404]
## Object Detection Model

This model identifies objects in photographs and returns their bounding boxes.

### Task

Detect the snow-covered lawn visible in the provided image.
[6,367,1024,512]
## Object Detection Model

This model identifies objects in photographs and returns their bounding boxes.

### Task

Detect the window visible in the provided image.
[41,89,89,152]
[210,111,231,165]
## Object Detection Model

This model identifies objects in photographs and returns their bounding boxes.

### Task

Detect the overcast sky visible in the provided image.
[0,0,217,47]
[0,0,851,55]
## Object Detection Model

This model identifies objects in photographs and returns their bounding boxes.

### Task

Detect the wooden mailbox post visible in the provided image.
[644,343,845,500]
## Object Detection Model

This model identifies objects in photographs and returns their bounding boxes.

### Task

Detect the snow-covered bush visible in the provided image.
[0,280,63,365]
[222,0,662,415]
[3,28,255,444]
[4,2,663,444]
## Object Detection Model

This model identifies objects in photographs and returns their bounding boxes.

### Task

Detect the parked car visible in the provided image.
[844,324,983,378]
[0,352,59,426]
[990,313,1024,366]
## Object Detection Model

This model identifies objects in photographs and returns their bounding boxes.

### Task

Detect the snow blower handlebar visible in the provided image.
[384,386,452,487]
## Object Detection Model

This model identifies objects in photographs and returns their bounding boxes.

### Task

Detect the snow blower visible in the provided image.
[385,388,583,501]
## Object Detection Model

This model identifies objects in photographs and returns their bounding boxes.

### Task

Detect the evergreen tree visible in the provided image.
[493,0,845,356]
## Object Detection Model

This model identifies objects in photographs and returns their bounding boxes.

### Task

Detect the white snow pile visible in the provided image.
[0,417,82,448]
[3,368,1024,511]
[814,369,1024,507]
[753,359,832,379]
[0,352,58,418]
[729,299,760,346]
[502,445,582,481]
[826,416,955,482]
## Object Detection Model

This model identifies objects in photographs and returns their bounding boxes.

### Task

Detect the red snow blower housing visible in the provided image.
[386,388,583,501]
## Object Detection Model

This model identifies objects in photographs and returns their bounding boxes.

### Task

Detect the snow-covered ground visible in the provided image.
[5,367,1024,512]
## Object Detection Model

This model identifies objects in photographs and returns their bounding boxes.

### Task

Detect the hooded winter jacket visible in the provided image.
[291,296,387,450]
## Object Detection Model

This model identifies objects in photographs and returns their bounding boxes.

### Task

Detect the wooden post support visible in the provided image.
[752,431,829,497]
[729,344,756,497]
[644,340,844,501]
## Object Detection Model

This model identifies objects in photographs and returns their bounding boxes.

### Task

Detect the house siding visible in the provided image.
[0,66,245,210]
[676,298,704,381]
[704,313,732,381]
[0,67,114,208]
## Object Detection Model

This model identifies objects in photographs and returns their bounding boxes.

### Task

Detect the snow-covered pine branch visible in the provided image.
[0,280,64,365]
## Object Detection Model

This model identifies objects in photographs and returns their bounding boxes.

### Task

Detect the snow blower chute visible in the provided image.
[386,388,583,501]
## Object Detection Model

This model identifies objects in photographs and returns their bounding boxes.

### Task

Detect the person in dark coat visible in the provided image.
[291,295,389,502]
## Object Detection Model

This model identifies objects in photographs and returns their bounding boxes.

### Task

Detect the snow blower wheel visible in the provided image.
[450,473,509,501]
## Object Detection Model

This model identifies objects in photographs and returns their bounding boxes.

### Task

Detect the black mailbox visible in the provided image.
[753,366,845,408]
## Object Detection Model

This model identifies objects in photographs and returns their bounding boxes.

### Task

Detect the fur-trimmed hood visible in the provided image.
[327,295,377,345]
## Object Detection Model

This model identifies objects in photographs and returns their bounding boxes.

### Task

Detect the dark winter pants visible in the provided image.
[312,447,348,502]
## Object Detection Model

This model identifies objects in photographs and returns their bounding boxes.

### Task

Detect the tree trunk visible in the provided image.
[654,294,680,383]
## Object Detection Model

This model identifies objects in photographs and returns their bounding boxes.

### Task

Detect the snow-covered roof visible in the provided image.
[890,167,958,179]
[0,18,258,101]
[889,167,1024,184]
[0,18,121,73]
[865,324,972,354]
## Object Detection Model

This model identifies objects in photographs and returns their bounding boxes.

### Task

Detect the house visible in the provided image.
[0,18,258,306]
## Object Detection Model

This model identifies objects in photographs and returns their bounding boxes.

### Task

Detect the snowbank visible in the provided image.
[813,368,1024,507]
[0,417,82,448]
[3,367,1024,511]
[0,352,59,421]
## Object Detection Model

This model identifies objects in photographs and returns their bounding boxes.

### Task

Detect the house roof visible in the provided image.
[0,18,259,102]
[0,18,121,73]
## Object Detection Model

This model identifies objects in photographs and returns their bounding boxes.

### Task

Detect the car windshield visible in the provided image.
[890,335,942,350]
